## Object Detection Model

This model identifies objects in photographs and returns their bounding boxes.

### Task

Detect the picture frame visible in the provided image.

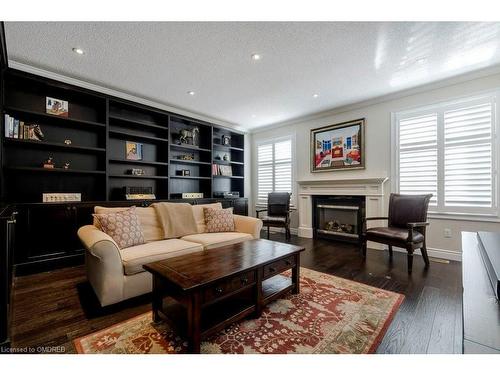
[311,118,365,172]
[46,97,69,117]
[126,141,143,160]
[222,135,231,146]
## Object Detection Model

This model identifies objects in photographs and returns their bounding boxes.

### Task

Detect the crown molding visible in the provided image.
[250,63,500,134]
[8,60,246,133]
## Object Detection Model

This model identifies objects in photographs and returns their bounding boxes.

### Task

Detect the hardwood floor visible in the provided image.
[10,233,463,354]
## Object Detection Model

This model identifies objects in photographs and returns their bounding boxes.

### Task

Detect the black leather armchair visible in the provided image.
[360,193,432,273]
[256,192,292,241]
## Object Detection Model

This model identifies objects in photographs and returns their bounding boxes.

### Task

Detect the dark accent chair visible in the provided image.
[256,192,292,241]
[360,193,432,274]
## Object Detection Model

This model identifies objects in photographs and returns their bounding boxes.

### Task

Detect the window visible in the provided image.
[393,94,498,216]
[256,137,293,206]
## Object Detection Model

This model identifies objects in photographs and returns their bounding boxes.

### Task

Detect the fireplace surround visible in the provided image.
[297,178,389,248]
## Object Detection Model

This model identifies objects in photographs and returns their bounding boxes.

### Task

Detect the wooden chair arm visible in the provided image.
[407,222,430,228]
[255,208,267,218]
[407,222,429,243]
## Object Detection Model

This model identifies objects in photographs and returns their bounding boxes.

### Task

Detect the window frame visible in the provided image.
[254,134,296,209]
[391,92,499,218]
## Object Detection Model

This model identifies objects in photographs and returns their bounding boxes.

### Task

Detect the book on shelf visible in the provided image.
[3,114,42,141]
[212,163,233,176]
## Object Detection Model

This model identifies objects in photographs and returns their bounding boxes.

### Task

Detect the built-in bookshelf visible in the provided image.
[169,116,213,199]
[212,126,245,197]
[0,68,245,204]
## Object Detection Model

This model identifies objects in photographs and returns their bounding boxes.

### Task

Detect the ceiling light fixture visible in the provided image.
[312,93,319,98]
[251,53,262,61]
[72,48,84,55]
[187,91,196,96]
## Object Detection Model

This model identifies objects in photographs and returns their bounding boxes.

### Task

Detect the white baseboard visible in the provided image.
[297,227,313,238]
[378,245,462,262]
[266,227,462,262]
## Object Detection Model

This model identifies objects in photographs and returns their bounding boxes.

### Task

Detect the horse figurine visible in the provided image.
[179,127,200,146]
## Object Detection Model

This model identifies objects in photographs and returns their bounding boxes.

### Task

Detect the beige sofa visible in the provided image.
[77,203,263,306]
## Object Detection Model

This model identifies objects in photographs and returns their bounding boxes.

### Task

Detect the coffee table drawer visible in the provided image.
[202,270,256,303]
[263,255,296,279]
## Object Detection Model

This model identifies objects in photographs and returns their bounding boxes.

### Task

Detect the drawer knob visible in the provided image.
[215,287,224,294]
[269,267,276,273]
[241,277,248,284]
[285,260,292,266]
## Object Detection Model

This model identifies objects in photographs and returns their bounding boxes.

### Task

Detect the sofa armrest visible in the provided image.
[234,215,263,239]
[78,225,121,257]
[77,225,125,306]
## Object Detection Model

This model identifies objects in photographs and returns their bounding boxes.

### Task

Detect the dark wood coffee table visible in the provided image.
[143,239,305,353]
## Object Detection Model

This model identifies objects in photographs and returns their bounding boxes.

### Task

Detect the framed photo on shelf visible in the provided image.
[311,118,365,172]
[126,141,143,160]
[46,97,69,117]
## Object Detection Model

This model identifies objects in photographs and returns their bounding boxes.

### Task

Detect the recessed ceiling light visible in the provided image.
[312,93,319,98]
[251,53,262,61]
[72,48,84,55]
[187,91,196,96]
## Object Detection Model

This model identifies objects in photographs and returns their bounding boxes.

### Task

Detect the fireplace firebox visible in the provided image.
[312,195,366,242]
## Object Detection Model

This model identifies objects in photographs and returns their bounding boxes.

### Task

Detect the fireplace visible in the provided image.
[312,195,365,242]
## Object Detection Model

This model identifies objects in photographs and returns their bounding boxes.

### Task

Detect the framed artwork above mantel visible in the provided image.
[310,118,365,172]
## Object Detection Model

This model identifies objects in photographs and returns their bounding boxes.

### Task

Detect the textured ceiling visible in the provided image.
[5,22,500,129]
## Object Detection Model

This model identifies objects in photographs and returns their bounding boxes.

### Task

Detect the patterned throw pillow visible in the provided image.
[93,206,145,249]
[204,207,235,233]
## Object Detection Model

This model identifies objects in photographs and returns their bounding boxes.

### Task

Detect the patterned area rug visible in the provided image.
[74,268,403,354]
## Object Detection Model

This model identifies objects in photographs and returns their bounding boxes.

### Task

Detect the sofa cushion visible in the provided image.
[94,206,163,242]
[120,239,204,275]
[204,207,235,233]
[191,202,223,233]
[93,207,145,250]
[181,232,253,250]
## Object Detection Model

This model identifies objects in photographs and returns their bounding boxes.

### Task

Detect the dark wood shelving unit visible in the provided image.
[4,106,106,128]
[109,158,168,166]
[213,159,244,166]
[169,116,214,199]
[5,166,106,175]
[108,129,169,144]
[170,175,212,180]
[213,144,244,152]
[0,67,247,274]
[107,99,170,200]
[170,158,211,166]
[212,126,245,196]
[108,114,169,132]
[170,143,211,153]
[213,175,245,179]
[109,174,169,180]
[3,138,106,153]
[0,69,246,203]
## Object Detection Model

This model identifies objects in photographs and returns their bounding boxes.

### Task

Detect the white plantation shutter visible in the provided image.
[444,103,493,208]
[395,95,497,215]
[257,143,273,205]
[257,138,293,205]
[398,114,438,206]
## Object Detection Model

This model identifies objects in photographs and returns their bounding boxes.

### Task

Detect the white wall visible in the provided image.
[251,72,500,261]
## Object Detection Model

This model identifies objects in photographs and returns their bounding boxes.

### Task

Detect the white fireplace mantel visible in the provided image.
[297,177,389,239]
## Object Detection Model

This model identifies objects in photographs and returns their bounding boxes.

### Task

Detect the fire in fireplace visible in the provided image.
[312,196,366,242]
